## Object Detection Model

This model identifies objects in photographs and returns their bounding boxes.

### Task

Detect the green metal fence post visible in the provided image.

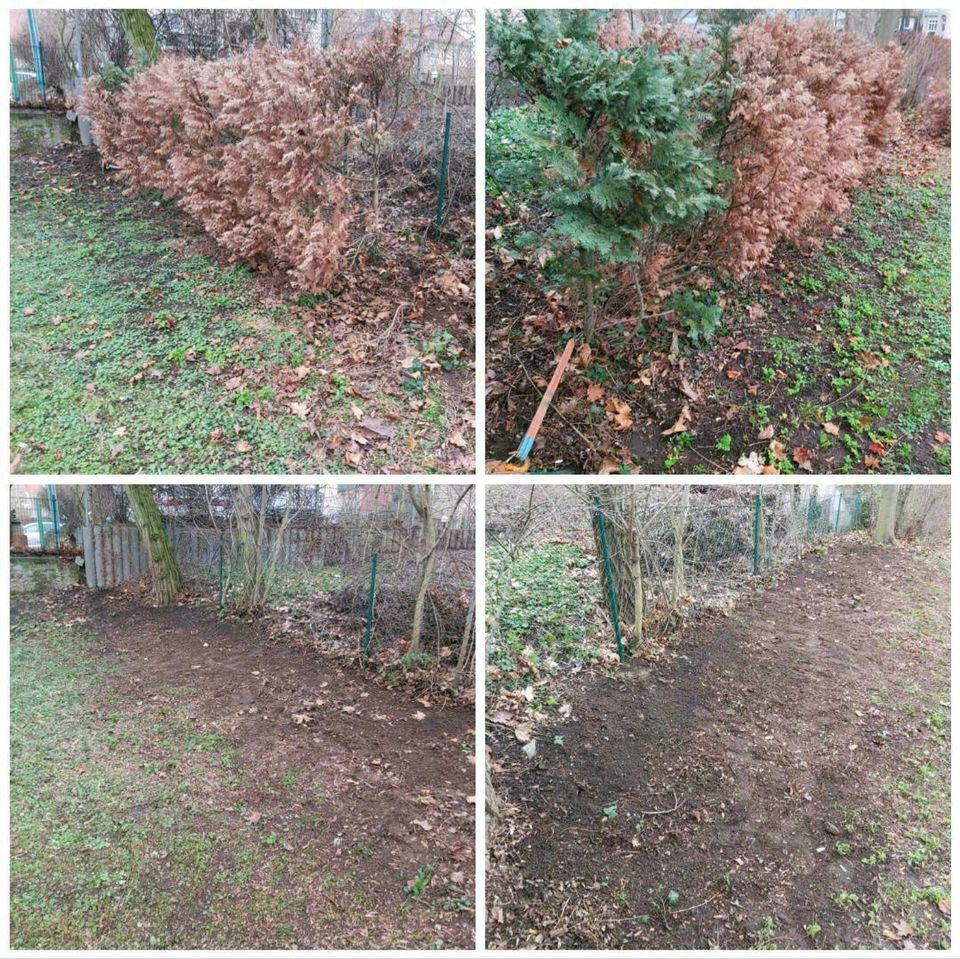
[592,494,625,663]
[27,10,45,103]
[834,494,843,533]
[363,552,379,662]
[752,492,762,576]
[47,484,61,549]
[34,496,45,548]
[435,111,452,226]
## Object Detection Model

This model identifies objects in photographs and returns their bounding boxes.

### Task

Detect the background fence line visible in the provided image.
[79,519,472,590]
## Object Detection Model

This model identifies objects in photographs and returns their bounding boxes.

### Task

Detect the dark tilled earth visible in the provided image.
[12,590,475,949]
[488,539,950,950]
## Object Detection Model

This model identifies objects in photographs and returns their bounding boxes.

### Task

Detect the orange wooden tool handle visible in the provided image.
[517,337,576,462]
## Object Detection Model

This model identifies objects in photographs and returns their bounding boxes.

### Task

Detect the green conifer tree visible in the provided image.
[489,10,726,340]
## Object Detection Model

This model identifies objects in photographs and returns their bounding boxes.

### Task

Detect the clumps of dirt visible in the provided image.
[488,539,950,950]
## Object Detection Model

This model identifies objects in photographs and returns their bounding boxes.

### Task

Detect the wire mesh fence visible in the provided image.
[487,484,877,664]
[9,35,50,107]
[9,484,476,679]
[10,486,66,552]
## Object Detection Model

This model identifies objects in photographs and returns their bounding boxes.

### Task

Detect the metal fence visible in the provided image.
[487,484,867,660]
[10,27,51,107]
[10,487,64,552]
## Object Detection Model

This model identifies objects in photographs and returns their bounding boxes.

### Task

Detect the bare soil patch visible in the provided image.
[12,590,475,949]
[488,539,950,949]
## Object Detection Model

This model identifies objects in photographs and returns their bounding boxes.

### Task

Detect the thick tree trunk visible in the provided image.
[251,9,280,46]
[408,485,438,655]
[875,9,898,44]
[874,485,899,544]
[126,485,182,605]
[115,9,159,67]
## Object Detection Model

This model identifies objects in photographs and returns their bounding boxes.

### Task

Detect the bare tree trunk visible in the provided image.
[582,263,598,342]
[233,485,293,615]
[455,589,476,683]
[115,9,159,67]
[371,127,382,232]
[486,763,502,846]
[251,9,280,46]
[875,8,898,43]
[126,485,182,605]
[874,486,899,544]
[408,485,438,655]
[670,486,689,607]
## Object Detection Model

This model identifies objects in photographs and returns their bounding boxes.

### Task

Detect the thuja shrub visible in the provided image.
[488,9,725,339]
[490,12,906,325]
[715,16,903,276]
[82,44,360,293]
[924,79,951,144]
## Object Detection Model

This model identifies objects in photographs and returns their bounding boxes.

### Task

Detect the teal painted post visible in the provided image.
[27,10,45,102]
[47,484,61,549]
[435,111,451,226]
[592,495,625,663]
[752,492,761,576]
[363,553,379,661]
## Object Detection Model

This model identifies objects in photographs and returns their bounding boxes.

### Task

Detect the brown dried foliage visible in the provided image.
[81,27,413,293]
[716,16,903,277]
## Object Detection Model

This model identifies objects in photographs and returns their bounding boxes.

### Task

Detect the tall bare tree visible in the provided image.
[232,485,295,615]
[874,485,899,544]
[126,485,182,605]
[408,484,438,654]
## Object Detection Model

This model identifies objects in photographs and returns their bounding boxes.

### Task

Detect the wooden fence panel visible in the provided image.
[82,520,475,589]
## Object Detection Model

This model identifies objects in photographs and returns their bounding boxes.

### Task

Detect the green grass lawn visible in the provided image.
[11,178,316,472]
[10,618,285,948]
[11,153,468,473]
[753,170,948,472]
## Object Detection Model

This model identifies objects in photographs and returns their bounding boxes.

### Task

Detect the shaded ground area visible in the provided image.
[11,590,475,949]
[488,540,950,949]
[11,142,474,473]
[487,139,949,475]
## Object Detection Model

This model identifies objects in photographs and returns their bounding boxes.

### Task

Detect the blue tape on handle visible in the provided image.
[516,435,534,462]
